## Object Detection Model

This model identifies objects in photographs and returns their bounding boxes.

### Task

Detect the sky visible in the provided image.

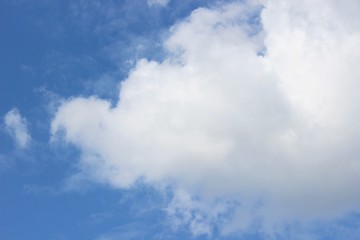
[1,0,360,239]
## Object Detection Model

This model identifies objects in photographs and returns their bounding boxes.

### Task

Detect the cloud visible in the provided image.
[4,108,31,148]
[147,0,170,7]
[51,0,360,237]
[95,223,150,240]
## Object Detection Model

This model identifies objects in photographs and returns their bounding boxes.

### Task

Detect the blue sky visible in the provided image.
[2,0,360,239]
[0,1,212,239]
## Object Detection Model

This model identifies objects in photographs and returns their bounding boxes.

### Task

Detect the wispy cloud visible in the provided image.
[147,0,170,7]
[94,223,147,240]
[4,108,31,148]
[51,0,360,237]
[82,212,113,225]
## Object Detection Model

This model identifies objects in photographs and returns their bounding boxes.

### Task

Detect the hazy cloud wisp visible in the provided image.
[4,108,31,149]
[147,0,170,7]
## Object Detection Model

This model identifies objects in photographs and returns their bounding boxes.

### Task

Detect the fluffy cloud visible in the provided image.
[4,108,31,148]
[51,0,360,236]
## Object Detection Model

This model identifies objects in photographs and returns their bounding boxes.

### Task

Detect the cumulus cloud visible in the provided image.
[4,108,31,148]
[51,0,360,236]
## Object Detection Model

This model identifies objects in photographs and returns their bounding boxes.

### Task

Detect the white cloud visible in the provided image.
[4,108,31,148]
[51,0,360,236]
[147,0,169,7]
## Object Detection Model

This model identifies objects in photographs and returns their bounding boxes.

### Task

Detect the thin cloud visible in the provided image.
[4,108,31,148]
[147,0,170,7]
